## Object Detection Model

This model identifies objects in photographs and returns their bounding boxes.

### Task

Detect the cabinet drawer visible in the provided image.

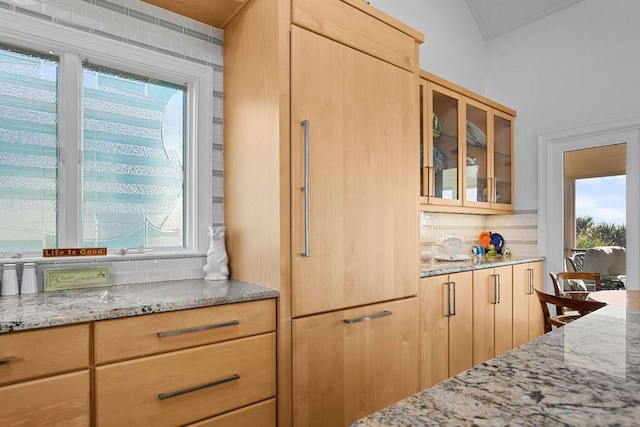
[292,0,419,71]
[94,298,275,364]
[0,324,89,385]
[95,333,276,426]
[188,398,276,427]
[0,370,90,426]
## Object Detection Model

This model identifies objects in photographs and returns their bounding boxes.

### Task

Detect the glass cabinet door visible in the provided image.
[421,82,463,205]
[492,111,514,209]
[464,100,490,207]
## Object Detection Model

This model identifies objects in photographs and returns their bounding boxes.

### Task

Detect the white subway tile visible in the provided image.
[112,11,138,30]
[146,3,171,21]
[72,10,99,28]
[125,270,149,284]
[86,3,113,22]
[125,0,148,14]
[57,0,86,13]
[126,26,150,43]
[42,3,72,21]
[170,11,192,29]
[99,19,125,37]
[137,19,161,36]
[149,33,172,50]
[11,0,43,12]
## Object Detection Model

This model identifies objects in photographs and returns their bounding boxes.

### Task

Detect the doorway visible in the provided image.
[563,145,626,285]
[538,116,640,291]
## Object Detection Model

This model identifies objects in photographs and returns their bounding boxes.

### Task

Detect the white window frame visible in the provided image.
[0,9,213,256]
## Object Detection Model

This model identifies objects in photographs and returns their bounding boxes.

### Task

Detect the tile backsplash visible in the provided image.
[421,211,538,257]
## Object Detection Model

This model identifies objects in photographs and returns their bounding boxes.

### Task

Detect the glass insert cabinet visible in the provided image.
[419,72,515,213]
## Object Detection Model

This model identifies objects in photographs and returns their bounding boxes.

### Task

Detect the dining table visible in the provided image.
[587,289,640,309]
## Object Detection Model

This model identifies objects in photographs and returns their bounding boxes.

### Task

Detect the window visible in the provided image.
[0,46,58,251]
[81,64,186,249]
[0,17,212,255]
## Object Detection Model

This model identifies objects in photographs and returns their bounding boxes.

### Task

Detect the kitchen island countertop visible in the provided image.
[353,304,640,426]
[0,278,278,333]
[421,255,544,278]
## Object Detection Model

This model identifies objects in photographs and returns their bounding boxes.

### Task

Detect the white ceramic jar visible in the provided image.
[1,264,19,296]
[20,263,38,294]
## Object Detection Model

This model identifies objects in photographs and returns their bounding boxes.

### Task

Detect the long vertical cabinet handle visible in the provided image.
[527,268,534,294]
[301,119,310,257]
[445,282,452,317]
[496,274,501,303]
[451,281,457,316]
[492,274,500,304]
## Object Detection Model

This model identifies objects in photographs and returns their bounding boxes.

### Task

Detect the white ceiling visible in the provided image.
[464,0,584,40]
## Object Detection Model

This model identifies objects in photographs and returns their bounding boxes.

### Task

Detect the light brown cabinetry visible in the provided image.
[420,71,515,214]
[513,261,545,347]
[0,324,90,426]
[420,271,473,389]
[224,1,423,425]
[94,299,277,427]
[293,298,419,427]
[472,266,513,365]
[290,24,418,317]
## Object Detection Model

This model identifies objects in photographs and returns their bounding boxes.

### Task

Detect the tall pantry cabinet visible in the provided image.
[223,0,424,426]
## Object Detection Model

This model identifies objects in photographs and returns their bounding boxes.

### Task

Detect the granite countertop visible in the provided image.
[353,305,640,426]
[0,279,279,333]
[421,255,545,278]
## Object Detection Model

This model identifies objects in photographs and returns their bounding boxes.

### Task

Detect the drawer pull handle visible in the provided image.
[157,320,240,338]
[343,310,392,324]
[0,357,13,366]
[158,373,240,400]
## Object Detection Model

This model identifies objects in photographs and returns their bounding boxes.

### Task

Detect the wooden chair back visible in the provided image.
[535,289,606,333]
[550,271,602,295]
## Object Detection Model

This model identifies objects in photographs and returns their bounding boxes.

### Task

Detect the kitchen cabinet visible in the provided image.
[512,261,545,347]
[472,266,513,365]
[94,299,276,426]
[224,0,423,425]
[0,324,90,425]
[419,71,515,214]
[293,297,419,427]
[290,24,418,317]
[420,271,473,389]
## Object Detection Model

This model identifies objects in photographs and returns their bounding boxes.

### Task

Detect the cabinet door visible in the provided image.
[490,110,514,211]
[494,265,514,356]
[463,99,491,208]
[447,271,474,377]
[473,266,513,365]
[291,26,418,317]
[420,275,450,389]
[421,81,463,206]
[293,298,419,427]
[513,262,543,347]
[472,268,497,365]
[528,261,545,340]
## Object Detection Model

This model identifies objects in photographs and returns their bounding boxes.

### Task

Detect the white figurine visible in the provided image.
[203,225,229,280]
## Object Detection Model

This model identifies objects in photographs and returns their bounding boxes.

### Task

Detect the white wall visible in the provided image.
[485,0,640,210]
[372,0,488,94]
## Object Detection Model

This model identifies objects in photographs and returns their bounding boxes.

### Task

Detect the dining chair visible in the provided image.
[535,289,606,333]
[549,272,602,316]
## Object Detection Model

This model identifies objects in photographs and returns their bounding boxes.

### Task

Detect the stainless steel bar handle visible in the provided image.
[0,357,13,366]
[157,320,239,338]
[451,281,457,316]
[301,119,310,257]
[445,282,452,317]
[158,373,240,400]
[492,274,499,304]
[496,274,501,304]
[344,310,392,324]
[527,268,534,295]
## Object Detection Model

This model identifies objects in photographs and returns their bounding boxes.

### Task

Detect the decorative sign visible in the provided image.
[43,247,107,258]
[44,265,112,292]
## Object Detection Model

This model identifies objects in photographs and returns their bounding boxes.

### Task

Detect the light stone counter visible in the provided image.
[0,279,278,333]
[421,255,545,278]
[353,305,640,426]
